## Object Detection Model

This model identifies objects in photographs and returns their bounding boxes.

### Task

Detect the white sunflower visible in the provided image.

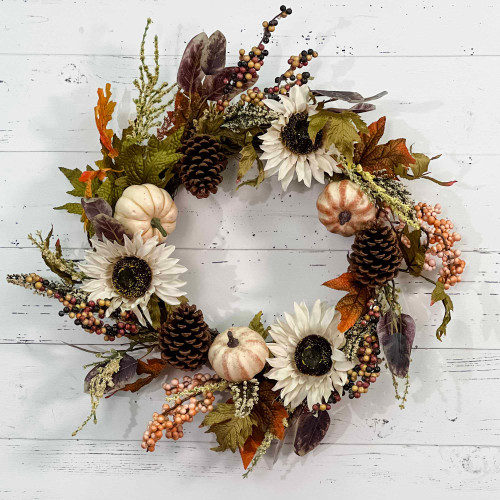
[265,300,354,410]
[79,232,187,326]
[260,85,341,190]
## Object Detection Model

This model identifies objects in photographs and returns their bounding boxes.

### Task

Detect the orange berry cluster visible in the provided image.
[141,373,219,452]
[414,202,465,290]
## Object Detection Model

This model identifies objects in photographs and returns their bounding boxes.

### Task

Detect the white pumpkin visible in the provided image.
[317,180,376,236]
[114,183,178,243]
[208,327,269,382]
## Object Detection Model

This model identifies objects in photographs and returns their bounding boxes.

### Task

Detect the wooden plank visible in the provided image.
[0,150,487,251]
[1,0,499,57]
[0,54,498,154]
[0,247,492,348]
[1,439,500,498]
[0,344,499,445]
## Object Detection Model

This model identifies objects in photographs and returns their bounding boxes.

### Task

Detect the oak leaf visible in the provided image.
[95,83,119,158]
[353,116,415,178]
[323,272,370,332]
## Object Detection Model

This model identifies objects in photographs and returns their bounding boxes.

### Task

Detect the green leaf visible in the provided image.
[237,157,266,190]
[323,112,361,161]
[116,128,184,188]
[401,226,427,277]
[348,112,368,134]
[308,113,330,142]
[201,403,237,426]
[96,179,122,207]
[54,203,84,215]
[248,311,270,340]
[147,295,162,330]
[431,281,454,341]
[59,167,86,197]
[394,153,455,187]
[202,403,257,452]
[237,142,257,181]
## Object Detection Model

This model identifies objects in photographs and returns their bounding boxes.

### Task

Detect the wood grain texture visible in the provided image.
[0,0,498,497]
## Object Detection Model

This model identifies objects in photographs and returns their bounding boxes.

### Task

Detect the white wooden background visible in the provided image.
[1,0,499,498]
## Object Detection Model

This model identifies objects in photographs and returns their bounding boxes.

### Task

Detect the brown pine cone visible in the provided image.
[348,221,403,288]
[177,134,227,199]
[159,303,211,370]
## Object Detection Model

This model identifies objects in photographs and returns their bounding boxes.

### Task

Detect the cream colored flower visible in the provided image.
[265,300,354,410]
[260,85,340,190]
[79,232,187,325]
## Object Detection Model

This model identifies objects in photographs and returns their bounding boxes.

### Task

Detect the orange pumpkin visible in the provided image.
[317,180,376,236]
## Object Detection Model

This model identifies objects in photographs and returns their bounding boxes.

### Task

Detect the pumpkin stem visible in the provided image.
[338,210,352,226]
[227,330,239,348]
[151,217,168,237]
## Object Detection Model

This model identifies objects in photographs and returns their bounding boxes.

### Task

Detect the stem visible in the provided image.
[151,217,168,237]
[227,330,239,348]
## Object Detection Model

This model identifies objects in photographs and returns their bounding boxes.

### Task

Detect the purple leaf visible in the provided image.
[202,67,235,101]
[84,354,138,394]
[81,197,112,220]
[293,409,330,456]
[177,32,208,95]
[312,89,388,103]
[378,312,416,378]
[92,214,128,244]
[201,30,226,75]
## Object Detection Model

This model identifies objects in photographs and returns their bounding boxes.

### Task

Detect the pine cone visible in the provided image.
[177,134,227,199]
[348,221,403,288]
[159,303,211,370]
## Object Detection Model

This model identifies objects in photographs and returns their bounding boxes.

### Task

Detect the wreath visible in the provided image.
[7,5,463,475]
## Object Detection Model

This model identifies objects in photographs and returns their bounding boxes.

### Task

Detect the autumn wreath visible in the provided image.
[7,6,463,475]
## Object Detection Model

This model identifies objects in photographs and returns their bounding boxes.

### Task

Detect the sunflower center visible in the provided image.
[294,335,333,376]
[281,112,323,155]
[112,256,152,299]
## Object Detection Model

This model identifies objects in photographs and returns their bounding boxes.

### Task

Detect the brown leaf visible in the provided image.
[200,30,226,75]
[94,83,119,158]
[252,380,288,440]
[137,358,167,376]
[118,358,167,394]
[353,116,415,178]
[239,426,265,470]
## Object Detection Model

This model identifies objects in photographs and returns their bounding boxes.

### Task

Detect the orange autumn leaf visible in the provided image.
[240,427,265,470]
[268,402,288,440]
[323,272,358,292]
[323,272,370,332]
[335,286,370,332]
[353,116,415,178]
[95,83,119,158]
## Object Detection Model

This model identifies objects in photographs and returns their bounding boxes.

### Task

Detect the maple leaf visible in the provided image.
[353,116,415,178]
[95,83,119,158]
[323,272,371,332]
[240,426,265,470]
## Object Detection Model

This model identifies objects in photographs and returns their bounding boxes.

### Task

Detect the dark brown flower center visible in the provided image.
[281,112,323,155]
[112,256,152,299]
[294,335,333,376]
